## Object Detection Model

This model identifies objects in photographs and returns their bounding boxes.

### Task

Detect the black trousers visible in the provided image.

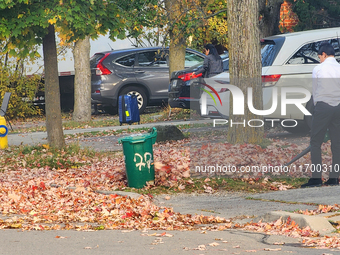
[310,101,340,179]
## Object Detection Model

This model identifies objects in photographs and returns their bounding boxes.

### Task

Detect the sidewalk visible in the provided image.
[156,187,340,236]
[7,119,214,149]
[0,227,322,255]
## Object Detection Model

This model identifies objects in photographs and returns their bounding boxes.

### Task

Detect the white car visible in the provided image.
[200,27,340,133]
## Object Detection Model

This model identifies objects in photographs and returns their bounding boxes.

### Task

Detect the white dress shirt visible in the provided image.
[312,57,340,106]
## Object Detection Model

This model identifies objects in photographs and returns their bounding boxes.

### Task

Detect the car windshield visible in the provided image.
[189,41,281,70]
[261,44,277,67]
[261,38,285,67]
[191,52,229,68]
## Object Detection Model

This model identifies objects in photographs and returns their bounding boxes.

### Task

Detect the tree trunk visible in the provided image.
[259,0,284,38]
[42,25,65,149]
[168,31,186,76]
[164,0,186,77]
[72,36,91,122]
[227,0,264,145]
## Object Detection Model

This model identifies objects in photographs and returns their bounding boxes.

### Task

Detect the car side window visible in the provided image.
[287,39,340,65]
[185,52,204,67]
[115,54,135,67]
[90,53,105,68]
[287,42,320,65]
[333,39,340,63]
[137,51,168,67]
[261,44,277,67]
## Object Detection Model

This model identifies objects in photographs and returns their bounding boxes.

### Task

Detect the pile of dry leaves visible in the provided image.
[240,216,319,238]
[0,184,226,231]
[296,204,340,216]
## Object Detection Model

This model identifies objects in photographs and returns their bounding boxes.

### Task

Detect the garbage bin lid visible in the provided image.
[118,127,157,144]
[119,133,150,144]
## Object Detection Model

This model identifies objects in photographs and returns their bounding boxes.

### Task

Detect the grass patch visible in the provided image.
[177,123,212,129]
[183,132,191,139]
[121,177,309,195]
[62,118,120,130]
[65,127,151,139]
[258,138,272,148]
[275,177,308,188]
[0,143,101,170]
[10,107,201,134]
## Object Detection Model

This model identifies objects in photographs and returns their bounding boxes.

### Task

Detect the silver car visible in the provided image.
[91,47,205,114]
[200,27,340,133]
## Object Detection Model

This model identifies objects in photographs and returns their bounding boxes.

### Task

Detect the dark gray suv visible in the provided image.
[91,47,205,114]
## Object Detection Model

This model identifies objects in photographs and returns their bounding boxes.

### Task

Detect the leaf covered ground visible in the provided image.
[0,138,339,249]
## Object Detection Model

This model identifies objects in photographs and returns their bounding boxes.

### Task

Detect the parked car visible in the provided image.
[168,52,229,110]
[26,75,75,113]
[199,27,340,133]
[90,47,205,114]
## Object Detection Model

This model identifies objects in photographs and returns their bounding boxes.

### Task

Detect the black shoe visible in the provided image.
[324,178,339,186]
[301,178,322,188]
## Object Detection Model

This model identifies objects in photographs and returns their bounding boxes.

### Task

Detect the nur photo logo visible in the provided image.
[199,83,223,110]
[200,82,312,128]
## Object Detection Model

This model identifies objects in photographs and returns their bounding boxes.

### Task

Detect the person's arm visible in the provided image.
[312,67,318,105]
[193,56,209,75]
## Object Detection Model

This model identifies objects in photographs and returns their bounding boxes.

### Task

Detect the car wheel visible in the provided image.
[119,86,148,113]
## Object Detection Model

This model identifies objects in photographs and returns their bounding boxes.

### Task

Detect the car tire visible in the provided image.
[119,86,148,113]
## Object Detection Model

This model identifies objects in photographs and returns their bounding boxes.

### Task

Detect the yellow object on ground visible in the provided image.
[0,116,8,149]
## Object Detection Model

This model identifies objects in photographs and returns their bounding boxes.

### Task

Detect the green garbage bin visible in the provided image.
[119,127,157,188]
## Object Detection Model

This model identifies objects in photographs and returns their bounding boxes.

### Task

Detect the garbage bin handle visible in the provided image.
[118,137,146,144]
[129,139,147,144]
[150,127,157,136]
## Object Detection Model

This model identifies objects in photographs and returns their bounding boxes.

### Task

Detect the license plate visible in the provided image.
[171,80,178,88]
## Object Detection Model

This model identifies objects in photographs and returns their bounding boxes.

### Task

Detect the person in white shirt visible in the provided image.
[302,42,340,188]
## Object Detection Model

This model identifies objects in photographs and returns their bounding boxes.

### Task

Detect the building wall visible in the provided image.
[279,0,299,32]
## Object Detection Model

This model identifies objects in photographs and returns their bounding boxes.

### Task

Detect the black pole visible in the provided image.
[284,145,311,167]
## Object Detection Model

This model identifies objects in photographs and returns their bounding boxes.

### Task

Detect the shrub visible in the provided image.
[0,65,43,119]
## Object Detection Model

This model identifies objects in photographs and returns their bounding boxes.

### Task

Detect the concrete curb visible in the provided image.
[255,211,335,236]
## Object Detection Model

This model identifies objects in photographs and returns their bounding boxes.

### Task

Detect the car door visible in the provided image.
[135,49,205,101]
[111,53,137,80]
[134,49,170,101]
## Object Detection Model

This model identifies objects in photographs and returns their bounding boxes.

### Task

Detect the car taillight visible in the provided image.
[262,74,281,87]
[178,72,202,82]
[96,53,111,75]
[219,88,229,92]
